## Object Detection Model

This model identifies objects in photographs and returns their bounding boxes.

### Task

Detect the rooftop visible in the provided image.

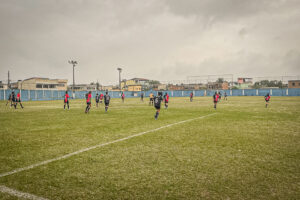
[131,78,149,81]
[23,77,68,81]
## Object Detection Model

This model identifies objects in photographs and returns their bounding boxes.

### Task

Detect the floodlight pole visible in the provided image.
[68,60,78,98]
[8,70,10,89]
[117,68,122,90]
[231,75,233,90]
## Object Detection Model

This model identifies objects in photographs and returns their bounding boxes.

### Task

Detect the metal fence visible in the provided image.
[0,88,300,101]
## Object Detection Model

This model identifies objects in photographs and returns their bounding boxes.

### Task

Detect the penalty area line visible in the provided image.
[0,185,49,200]
[0,113,216,178]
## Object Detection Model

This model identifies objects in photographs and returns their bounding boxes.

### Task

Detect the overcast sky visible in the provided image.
[0,0,299,85]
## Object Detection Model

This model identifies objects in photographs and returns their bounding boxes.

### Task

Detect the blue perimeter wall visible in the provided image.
[0,88,299,101]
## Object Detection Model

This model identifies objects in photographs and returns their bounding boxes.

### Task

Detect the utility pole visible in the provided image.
[231,75,233,90]
[8,70,10,89]
[68,60,78,98]
[117,68,122,90]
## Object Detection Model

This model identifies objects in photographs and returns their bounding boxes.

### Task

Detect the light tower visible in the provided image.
[117,68,122,90]
[68,60,78,97]
[7,70,10,89]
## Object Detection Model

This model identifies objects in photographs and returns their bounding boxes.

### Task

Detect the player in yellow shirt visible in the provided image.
[149,92,154,106]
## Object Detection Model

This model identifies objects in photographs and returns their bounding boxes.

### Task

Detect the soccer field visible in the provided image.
[0,97,299,199]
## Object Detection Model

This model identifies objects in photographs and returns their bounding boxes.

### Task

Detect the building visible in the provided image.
[68,84,97,91]
[158,84,167,90]
[128,85,142,91]
[236,78,253,89]
[182,84,207,90]
[208,82,229,90]
[237,83,252,89]
[238,78,253,84]
[102,85,114,91]
[11,78,68,90]
[0,81,8,90]
[288,80,300,88]
[121,78,151,91]
[168,85,185,90]
[70,84,119,91]
[221,82,229,90]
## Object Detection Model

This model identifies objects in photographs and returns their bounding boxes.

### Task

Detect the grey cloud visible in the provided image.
[164,0,267,20]
[0,0,299,84]
[239,28,247,38]
[163,0,300,20]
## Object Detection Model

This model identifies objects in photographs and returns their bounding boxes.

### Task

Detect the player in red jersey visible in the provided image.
[100,93,104,104]
[213,92,219,110]
[16,92,24,109]
[190,92,193,102]
[264,93,271,108]
[85,91,92,113]
[164,92,169,109]
[64,91,70,110]
[121,92,125,103]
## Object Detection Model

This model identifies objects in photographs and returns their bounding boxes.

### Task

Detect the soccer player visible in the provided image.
[121,92,125,103]
[11,91,16,108]
[224,92,228,101]
[141,92,144,101]
[104,91,110,112]
[85,92,88,103]
[85,91,92,113]
[218,92,222,102]
[264,93,271,108]
[190,92,193,102]
[10,91,17,109]
[64,91,70,110]
[149,92,154,106]
[213,92,219,110]
[100,93,104,104]
[164,92,169,109]
[15,92,24,109]
[154,92,163,120]
[6,93,12,107]
[95,93,99,107]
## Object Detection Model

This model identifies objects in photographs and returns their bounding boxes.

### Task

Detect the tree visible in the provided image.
[149,80,161,85]
[217,78,224,83]
[252,80,283,89]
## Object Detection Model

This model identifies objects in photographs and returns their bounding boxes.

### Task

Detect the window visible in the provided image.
[58,84,65,87]
[36,84,43,88]
[0,85,3,88]
[298,83,300,86]
[292,83,295,86]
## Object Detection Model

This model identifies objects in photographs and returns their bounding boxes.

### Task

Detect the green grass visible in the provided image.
[0,97,299,199]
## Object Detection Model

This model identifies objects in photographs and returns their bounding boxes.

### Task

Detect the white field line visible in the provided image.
[0,113,216,178]
[25,105,150,109]
[0,185,49,200]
